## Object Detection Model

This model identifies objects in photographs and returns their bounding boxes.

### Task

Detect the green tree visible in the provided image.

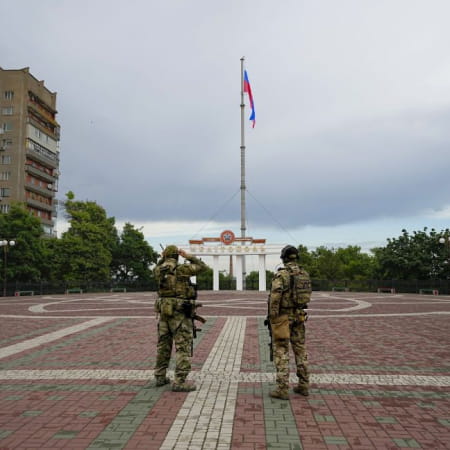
[112,223,157,282]
[57,192,118,282]
[335,246,375,280]
[39,236,60,281]
[246,270,274,290]
[296,244,375,281]
[373,227,448,279]
[297,244,314,273]
[0,203,45,282]
[310,246,343,280]
[196,266,213,290]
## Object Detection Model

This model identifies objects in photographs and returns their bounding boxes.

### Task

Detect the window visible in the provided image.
[0,188,10,197]
[3,91,14,100]
[1,139,12,149]
[2,123,12,132]
[0,204,10,213]
[0,155,11,164]
[1,107,13,115]
[0,171,10,180]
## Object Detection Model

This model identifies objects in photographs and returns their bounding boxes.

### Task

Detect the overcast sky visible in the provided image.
[2,0,450,265]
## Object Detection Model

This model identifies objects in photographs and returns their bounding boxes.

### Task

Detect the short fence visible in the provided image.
[2,278,449,296]
[1,280,158,297]
[311,279,450,295]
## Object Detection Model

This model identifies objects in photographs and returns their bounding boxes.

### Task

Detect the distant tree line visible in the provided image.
[0,192,158,290]
[239,228,450,291]
[1,192,449,294]
[295,228,450,282]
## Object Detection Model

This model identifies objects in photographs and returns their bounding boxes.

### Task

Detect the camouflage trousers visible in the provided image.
[154,304,193,385]
[273,319,309,393]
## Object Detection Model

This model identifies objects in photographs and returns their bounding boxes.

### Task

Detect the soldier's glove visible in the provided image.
[182,300,193,317]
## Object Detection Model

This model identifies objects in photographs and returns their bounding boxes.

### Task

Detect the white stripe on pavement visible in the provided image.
[160,316,247,450]
[0,369,448,387]
[0,318,113,360]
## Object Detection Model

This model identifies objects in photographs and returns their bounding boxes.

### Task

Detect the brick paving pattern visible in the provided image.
[0,290,449,449]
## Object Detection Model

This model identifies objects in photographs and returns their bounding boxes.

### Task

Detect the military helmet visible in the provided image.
[163,245,179,259]
[280,245,298,261]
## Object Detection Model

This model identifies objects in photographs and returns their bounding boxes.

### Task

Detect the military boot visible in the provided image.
[172,382,196,392]
[269,388,289,400]
[293,385,309,396]
[155,376,170,387]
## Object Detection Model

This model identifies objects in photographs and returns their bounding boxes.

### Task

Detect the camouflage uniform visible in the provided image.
[154,246,207,391]
[269,246,311,399]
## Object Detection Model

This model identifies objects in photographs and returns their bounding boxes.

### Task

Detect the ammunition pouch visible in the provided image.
[160,299,174,317]
[271,314,290,340]
[186,280,198,300]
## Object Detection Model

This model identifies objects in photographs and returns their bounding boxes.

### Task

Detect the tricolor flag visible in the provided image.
[243,70,255,128]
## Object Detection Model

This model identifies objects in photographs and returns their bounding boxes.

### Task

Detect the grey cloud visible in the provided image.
[2,0,450,236]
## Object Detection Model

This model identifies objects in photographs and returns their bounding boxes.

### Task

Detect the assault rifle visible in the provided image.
[264,295,274,361]
[182,300,206,356]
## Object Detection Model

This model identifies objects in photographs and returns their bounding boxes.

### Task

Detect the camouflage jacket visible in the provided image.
[269,261,311,317]
[154,255,207,299]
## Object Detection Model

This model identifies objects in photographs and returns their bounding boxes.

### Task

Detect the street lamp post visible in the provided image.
[0,239,15,297]
[439,236,450,279]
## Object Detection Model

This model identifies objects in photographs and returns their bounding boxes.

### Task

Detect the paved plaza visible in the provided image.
[0,290,449,449]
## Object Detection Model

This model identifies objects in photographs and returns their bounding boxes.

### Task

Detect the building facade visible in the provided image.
[0,67,60,235]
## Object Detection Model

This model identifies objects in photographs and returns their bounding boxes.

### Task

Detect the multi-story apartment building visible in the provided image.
[0,67,60,235]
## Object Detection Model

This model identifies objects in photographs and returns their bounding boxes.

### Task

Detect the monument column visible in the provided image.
[213,255,219,291]
[235,255,243,291]
[258,254,266,291]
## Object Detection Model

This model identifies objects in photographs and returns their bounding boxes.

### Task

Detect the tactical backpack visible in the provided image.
[156,260,197,299]
[286,265,311,307]
[156,260,177,297]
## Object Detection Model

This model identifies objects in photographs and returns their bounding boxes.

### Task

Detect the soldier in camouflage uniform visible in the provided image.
[268,245,311,400]
[154,245,207,392]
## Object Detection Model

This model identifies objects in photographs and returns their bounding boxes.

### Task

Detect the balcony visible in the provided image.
[27,114,58,140]
[26,141,59,168]
[26,197,53,212]
[25,164,56,183]
[25,181,56,198]
[27,102,58,126]
[39,215,54,227]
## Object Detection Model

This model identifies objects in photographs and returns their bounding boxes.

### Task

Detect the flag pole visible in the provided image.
[240,57,246,288]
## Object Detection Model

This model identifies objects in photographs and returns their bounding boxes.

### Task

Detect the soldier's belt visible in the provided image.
[280,308,307,316]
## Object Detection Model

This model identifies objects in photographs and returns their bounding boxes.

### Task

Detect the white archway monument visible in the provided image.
[178,230,280,291]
